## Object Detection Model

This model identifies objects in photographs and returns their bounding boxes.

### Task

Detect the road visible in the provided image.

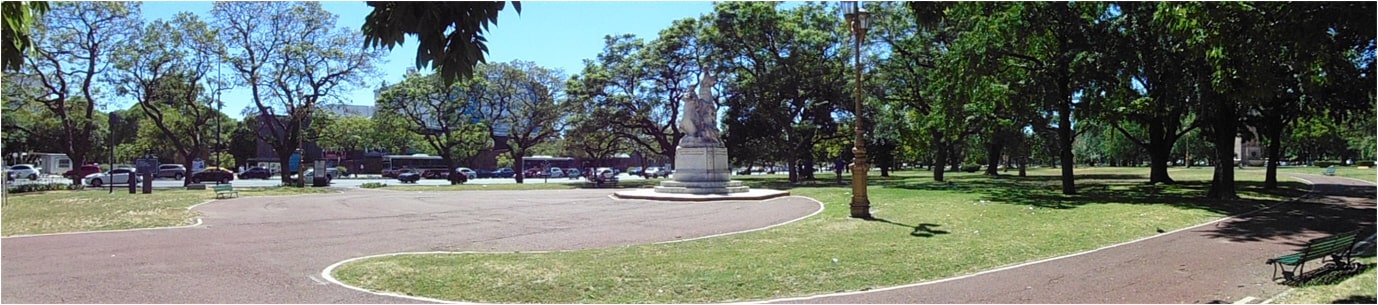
[7,174,654,189]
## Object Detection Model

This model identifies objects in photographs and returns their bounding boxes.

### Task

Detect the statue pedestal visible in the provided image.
[655,146,745,194]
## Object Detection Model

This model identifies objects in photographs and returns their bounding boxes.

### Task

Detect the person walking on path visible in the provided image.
[770,173,1376,304]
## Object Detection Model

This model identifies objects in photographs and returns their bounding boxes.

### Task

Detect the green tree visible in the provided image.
[1,1,49,71]
[708,2,848,182]
[376,70,492,185]
[316,115,375,157]
[361,1,521,86]
[562,109,626,170]
[15,2,140,185]
[113,12,226,185]
[213,1,383,184]
[470,61,570,183]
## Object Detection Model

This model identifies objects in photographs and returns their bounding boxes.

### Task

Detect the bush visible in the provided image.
[961,164,981,173]
[1359,161,1375,167]
[336,166,349,176]
[1315,161,1340,167]
[6,182,78,194]
[360,182,387,188]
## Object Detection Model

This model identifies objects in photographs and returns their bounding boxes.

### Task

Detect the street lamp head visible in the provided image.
[843,1,858,15]
[843,1,871,30]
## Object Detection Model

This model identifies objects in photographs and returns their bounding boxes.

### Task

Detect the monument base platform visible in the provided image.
[614,188,790,202]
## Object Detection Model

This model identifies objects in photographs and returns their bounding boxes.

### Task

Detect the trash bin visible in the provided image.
[312,176,329,187]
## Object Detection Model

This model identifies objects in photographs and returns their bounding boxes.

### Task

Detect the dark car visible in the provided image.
[475,169,494,179]
[239,167,273,179]
[493,168,516,178]
[191,167,235,184]
[63,164,102,179]
[626,166,644,176]
[523,168,546,178]
[397,169,421,183]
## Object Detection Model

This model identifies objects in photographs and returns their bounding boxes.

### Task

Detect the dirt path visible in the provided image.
[1,189,820,303]
[770,174,1375,304]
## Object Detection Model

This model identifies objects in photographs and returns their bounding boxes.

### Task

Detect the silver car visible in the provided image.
[7,164,40,180]
[84,167,142,187]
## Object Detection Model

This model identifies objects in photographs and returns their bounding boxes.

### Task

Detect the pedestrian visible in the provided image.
[834,158,845,183]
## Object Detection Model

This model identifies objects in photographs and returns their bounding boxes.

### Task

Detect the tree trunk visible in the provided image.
[932,130,946,182]
[1206,98,1239,199]
[512,149,527,184]
[984,135,1003,176]
[1058,92,1076,195]
[1263,124,1284,189]
[277,150,294,184]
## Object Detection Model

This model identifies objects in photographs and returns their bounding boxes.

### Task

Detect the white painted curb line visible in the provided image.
[320,196,827,304]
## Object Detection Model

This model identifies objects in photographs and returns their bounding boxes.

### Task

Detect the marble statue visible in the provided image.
[679,72,721,147]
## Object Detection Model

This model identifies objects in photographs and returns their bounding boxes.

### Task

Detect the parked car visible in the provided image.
[293,168,338,181]
[595,167,616,179]
[455,167,477,180]
[523,168,546,178]
[564,168,582,179]
[736,167,752,175]
[422,169,449,179]
[643,166,670,178]
[494,168,516,178]
[397,169,421,183]
[626,166,643,176]
[63,164,101,179]
[191,167,235,184]
[475,169,494,178]
[239,167,273,179]
[8,164,40,180]
[156,164,188,180]
[548,167,565,178]
[84,167,142,187]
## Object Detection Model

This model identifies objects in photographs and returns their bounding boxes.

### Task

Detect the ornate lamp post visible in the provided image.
[844,1,872,219]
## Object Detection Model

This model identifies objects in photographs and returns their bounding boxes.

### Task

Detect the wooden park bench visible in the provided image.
[213,184,239,199]
[1322,165,1337,176]
[1266,229,1362,282]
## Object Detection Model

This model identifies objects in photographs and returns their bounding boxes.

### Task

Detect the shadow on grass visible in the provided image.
[1284,263,1374,287]
[1331,295,1377,304]
[864,218,950,238]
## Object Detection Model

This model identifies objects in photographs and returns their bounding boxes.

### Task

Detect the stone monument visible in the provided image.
[615,72,788,201]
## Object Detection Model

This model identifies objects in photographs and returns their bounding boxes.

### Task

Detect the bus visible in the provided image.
[381,154,451,177]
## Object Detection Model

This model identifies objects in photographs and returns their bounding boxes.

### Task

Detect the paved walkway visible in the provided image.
[1,189,821,303]
[770,174,1376,304]
[2,174,1371,303]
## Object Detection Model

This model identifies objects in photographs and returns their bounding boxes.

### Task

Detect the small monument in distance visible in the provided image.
[614,72,788,201]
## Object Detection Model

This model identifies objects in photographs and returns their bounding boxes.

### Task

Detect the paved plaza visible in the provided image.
[1,174,1372,303]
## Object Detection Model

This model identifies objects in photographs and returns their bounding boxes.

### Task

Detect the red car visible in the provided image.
[63,164,102,179]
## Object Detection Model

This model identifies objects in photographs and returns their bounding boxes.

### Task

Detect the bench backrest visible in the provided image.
[213,184,234,191]
[1299,230,1360,261]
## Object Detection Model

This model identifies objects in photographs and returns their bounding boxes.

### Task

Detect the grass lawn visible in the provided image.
[1,186,330,236]
[1272,166,1377,183]
[1272,257,1377,304]
[331,167,1320,303]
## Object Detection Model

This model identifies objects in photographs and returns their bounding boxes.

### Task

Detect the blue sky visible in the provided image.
[138,1,722,119]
